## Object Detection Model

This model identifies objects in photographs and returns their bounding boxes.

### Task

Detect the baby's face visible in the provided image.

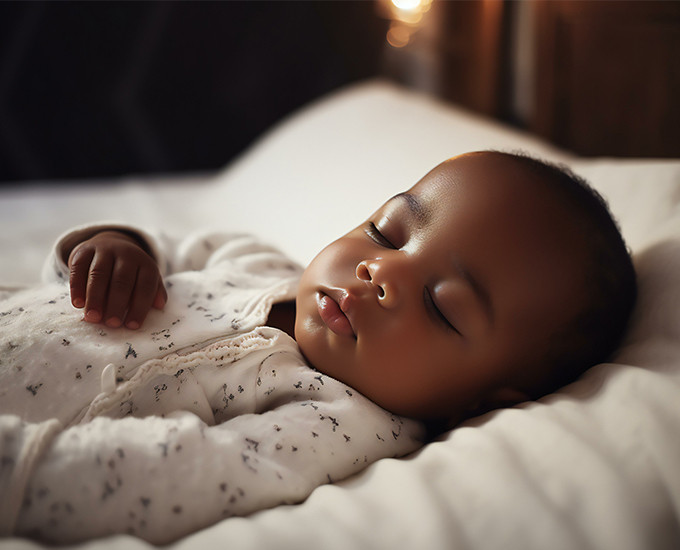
[295,153,586,420]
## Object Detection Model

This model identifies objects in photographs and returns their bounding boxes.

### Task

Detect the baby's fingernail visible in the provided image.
[106,317,122,328]
[73,298,85,308]
[126,321,140,330]
[85,310,101,322]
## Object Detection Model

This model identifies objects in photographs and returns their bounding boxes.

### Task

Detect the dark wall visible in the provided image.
[0,1,388,183]
[530,0,680,158]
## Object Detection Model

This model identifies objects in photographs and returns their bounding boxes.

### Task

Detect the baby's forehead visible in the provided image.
[407,158,551,217]
[416,153,546,192]
[417,158,582,235]
[399,159,589,272]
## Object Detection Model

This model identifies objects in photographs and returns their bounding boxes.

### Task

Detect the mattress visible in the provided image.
[1,80,679,550]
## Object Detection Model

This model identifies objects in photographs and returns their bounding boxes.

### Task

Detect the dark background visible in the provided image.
[1,1,678,184]
[0,1,388,183]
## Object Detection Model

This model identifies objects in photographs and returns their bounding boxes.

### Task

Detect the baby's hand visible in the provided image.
[68,231,167,329]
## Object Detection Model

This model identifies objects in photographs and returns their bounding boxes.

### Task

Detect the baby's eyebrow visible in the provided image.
[390,192,430,226]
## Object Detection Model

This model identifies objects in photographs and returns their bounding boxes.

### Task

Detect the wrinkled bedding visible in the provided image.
[1,81,679,550]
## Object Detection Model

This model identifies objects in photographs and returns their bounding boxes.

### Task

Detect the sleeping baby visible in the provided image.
[0,151,637,544]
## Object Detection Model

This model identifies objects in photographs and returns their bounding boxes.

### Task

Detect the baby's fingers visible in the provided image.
[68,245,95,310]
[82,251,115,324]
[153,284,168,310]
[102,258,139,328]
[122,266,164,330]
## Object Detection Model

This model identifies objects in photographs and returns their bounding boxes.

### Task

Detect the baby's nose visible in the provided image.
[356,260,395,306]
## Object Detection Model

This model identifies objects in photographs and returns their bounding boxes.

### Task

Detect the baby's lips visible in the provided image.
[337,289,363,331]
[317,293,355,338]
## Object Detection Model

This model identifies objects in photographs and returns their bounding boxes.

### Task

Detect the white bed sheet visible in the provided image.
[1,80,679,550]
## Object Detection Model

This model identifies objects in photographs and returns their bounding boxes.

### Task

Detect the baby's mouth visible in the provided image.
[316,292,356,338]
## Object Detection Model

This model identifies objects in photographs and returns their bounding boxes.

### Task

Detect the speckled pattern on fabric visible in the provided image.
[0,225,424,544]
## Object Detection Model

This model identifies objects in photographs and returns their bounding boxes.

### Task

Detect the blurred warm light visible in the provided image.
[390,0,432,24]
[392,0,422,10]
[386,23,411,48]
[378,0,434,48]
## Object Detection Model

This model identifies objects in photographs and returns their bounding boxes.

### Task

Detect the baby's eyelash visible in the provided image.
[423,287,460,334]
[365,222,397,249]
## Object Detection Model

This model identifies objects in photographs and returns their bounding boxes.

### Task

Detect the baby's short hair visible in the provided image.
[502,151,637,397]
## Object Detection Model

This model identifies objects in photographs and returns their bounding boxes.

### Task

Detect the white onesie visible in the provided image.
[0,224,425,544]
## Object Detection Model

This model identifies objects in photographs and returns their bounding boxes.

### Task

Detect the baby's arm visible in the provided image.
[67,231,167,329]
